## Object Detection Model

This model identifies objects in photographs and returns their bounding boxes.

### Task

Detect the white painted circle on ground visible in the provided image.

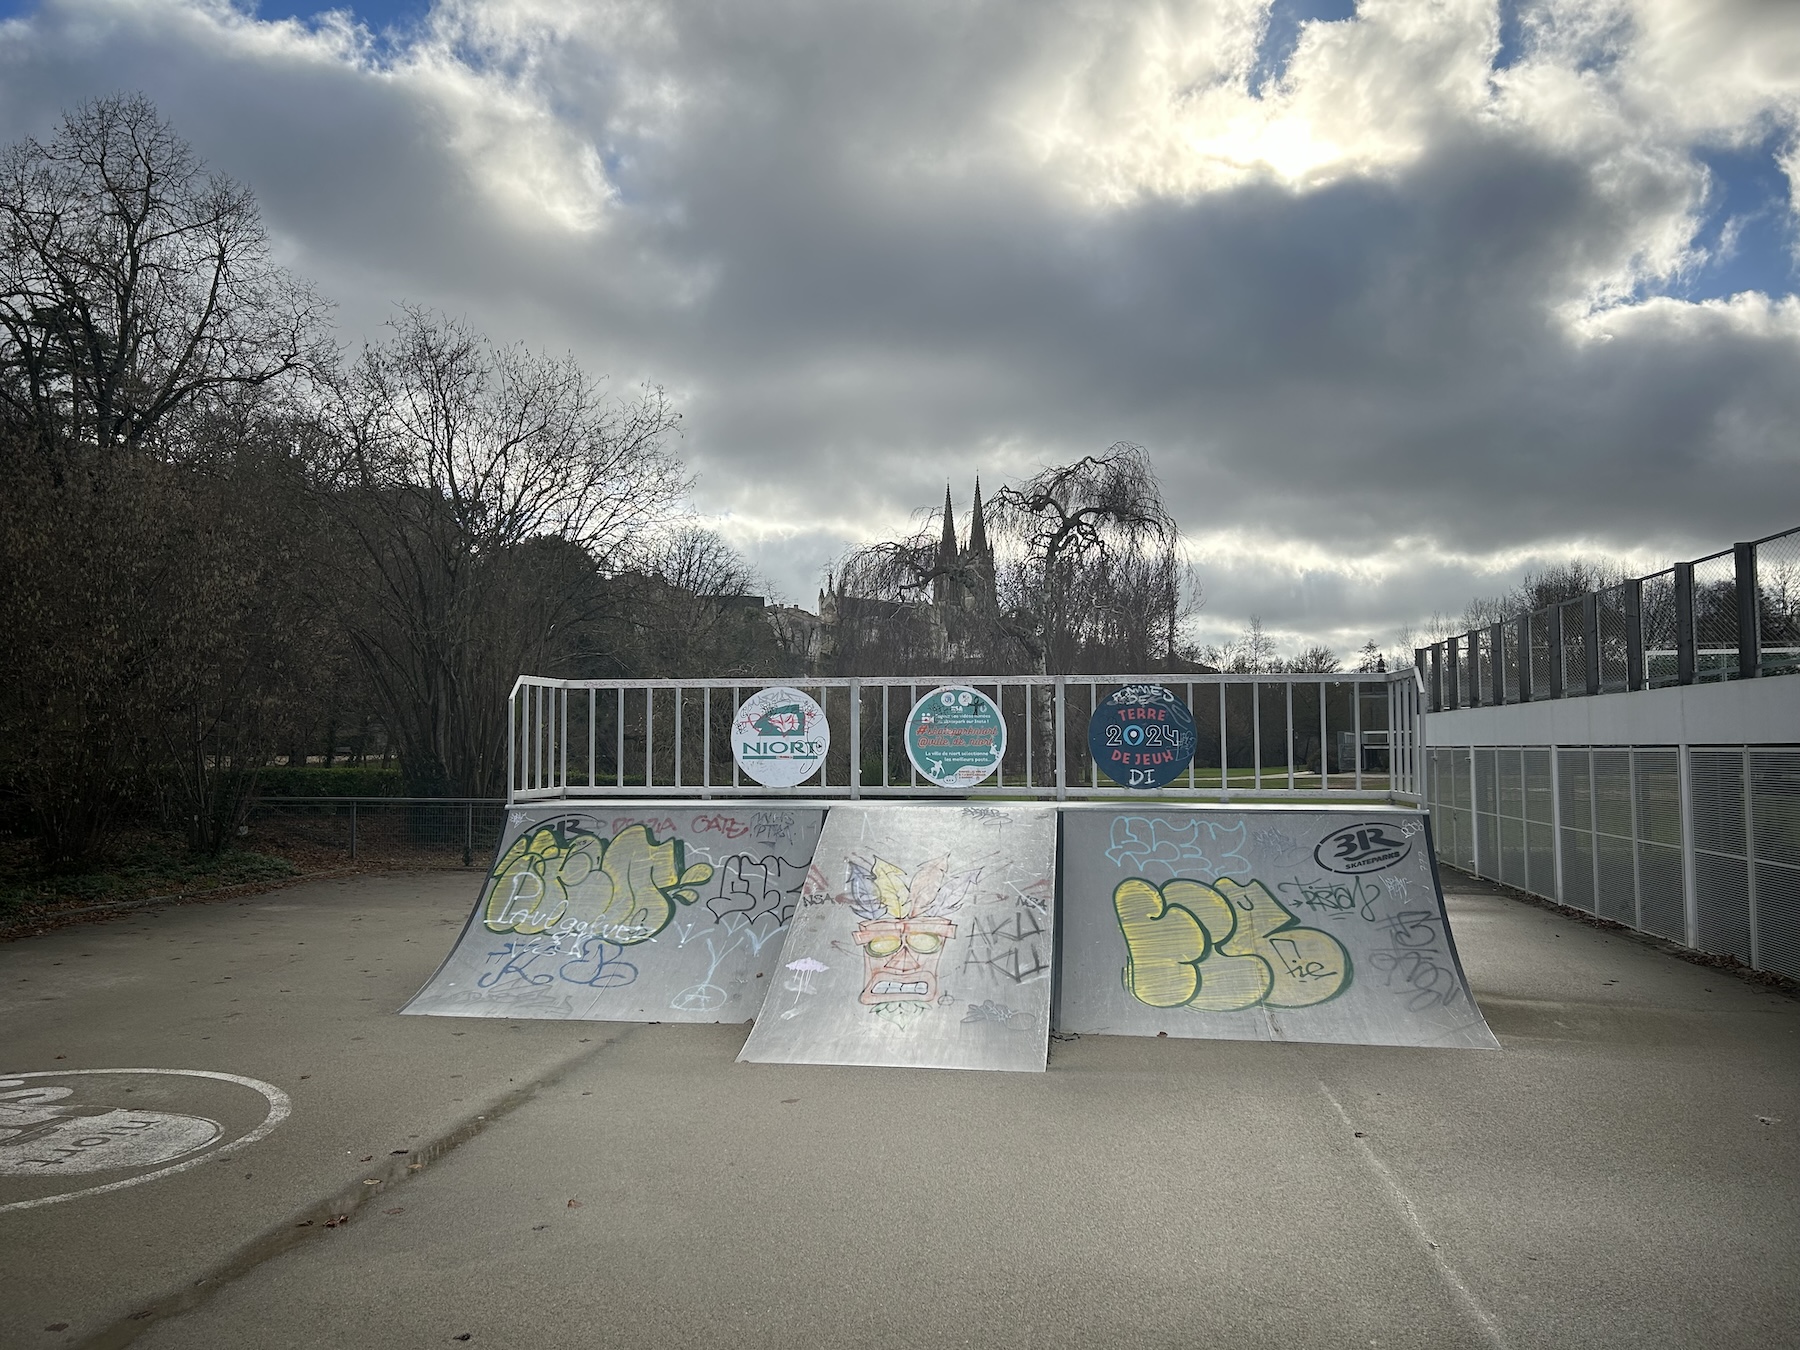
[731,686,830,788]
[0,1069,290,1213]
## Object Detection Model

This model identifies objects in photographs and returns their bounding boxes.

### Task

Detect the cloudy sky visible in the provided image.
[2,0,1796,659]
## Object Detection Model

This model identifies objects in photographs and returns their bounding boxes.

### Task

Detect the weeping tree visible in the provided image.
[319,306,686,797]
[988,443,1186,674]
[827,519,1001,675]
[829,443,1191,677]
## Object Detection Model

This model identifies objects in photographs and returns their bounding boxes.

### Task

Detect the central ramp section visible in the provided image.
[738,803,1058,1072]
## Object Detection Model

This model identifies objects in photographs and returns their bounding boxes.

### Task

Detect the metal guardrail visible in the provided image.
[506,671,1427,805]
[1415,525,1800,711]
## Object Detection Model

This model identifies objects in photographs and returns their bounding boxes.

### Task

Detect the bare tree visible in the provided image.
[0,93,328,461]
[0,96,327,865]
[137,408,330,851]
[989,443,1184,674]
[321,306,686,795]
[1203,615,1279,673]
[1284,644,1342,674]
[826,518,991,674]
[600,526,787,677]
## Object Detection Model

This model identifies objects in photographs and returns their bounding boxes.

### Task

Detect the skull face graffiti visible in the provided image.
[854,917,956,1004]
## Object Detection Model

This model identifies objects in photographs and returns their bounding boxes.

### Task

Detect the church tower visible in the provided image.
[965,475,994,610]
[932,483,958,606]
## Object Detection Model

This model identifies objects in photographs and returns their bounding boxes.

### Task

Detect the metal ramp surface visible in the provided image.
[1056,806,1498,1049]
[737,804,1058,1071]
[402,804,824,1023]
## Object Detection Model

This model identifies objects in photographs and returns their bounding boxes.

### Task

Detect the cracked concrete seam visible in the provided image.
[72,1026,636,1350]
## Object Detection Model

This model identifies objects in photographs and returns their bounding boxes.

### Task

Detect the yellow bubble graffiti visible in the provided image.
[483,823,714,942]
[1114,876,1350,1012]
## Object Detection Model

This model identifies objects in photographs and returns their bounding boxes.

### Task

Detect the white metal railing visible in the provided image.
[507,671,1426,805]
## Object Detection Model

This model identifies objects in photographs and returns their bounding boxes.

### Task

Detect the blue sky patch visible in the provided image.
[1492,0,1527,71]
[1671,134,1798,301]
[0,0,431,29]
[1250,0,1358,96]
[247,0,429,31]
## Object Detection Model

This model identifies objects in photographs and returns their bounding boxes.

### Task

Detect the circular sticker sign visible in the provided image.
[731,686,830,788]
[1087,684,1197,789]
[905,685,1006,788]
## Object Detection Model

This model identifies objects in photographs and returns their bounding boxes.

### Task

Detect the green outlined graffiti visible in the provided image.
[1113,876,1351,1011]
[483,823,714,943]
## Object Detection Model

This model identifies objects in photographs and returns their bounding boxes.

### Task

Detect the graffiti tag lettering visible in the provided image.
[483,823,713,942]
[1113,876,1351,1011]
[1106,816,1250,881]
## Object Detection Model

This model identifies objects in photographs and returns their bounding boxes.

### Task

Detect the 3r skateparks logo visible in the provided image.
[1314,822,1414,874]
[0,1069,290,1212]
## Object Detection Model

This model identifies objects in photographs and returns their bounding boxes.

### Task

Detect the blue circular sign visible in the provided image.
[1087,684,1197,790]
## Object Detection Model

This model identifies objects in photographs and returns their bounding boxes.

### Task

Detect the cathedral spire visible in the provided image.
[934,483,958,605]
[968,475,989,559]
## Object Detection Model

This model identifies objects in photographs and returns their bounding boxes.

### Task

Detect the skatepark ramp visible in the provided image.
[1056,805,1498,1049]
[402,804,824,1023]
[406,801,1494,1058]
[736,804,1059,1071]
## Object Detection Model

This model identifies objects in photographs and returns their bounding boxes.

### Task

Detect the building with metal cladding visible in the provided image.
[1416,525,1799,984]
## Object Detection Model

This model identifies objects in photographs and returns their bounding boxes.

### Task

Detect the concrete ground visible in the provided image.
[1,869,1795,1350]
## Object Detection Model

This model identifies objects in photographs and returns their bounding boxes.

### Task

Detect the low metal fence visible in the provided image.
[1417,525,1800,710]
[245,797,507,866]
[506,671,1426,804]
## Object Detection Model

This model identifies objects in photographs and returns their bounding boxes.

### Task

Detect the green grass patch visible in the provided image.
[0,834,300,919]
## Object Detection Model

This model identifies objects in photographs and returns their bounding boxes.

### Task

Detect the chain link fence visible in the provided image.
[245,798,507,868]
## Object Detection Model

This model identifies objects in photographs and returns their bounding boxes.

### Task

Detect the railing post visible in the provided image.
[1677,744,1698,950]
[1468,744,1480,877]
[349,799,357,861]
[1490,621,1505,705]
[507,686,516,804]
[1404,673,1418,799]
[1546,605,1564,698]
[1675,561,1696,685]
[849,679,862,800]
[464,801,474,868]
[1582,593,1601,696]
[1735,542,1760,679]
[1054,675,1067,802]
[1516,615,1533,702]
[1624,578,1645,692]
